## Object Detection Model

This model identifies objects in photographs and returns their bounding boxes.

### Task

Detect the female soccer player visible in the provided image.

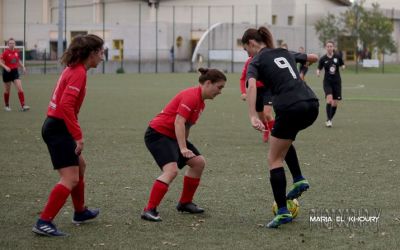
[242,27,319,228]
[240,57,274,142]
[0,38,29,111]
[32,34,104,237]
[317,41,345,127]
[141,68,226,222]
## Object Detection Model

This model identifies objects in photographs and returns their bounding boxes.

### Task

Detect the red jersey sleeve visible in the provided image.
[177,94,198,120]
[240,58,251,94]
[59,72,86,140]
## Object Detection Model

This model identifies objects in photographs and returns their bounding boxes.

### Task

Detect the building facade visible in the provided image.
[0,0,398,71]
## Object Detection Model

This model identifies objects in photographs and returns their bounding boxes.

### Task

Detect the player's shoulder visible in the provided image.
[179,86,201,101]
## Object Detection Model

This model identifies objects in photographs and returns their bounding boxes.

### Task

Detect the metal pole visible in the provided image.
[172,6,175,73]
[207,6,210,68]
[155,5,158,73]
[44,48,47,74]
[64,0,67,46]
[231,5,234,73]
[190,5,193,71]
[138,4,141,73]
[102,0,105,74]
[304,3,307,52]
[23,0,26,49]
[255,5,258,28]
[355,4,359,74]
[58,0,65,66]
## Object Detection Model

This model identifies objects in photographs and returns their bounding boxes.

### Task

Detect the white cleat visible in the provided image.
[325,120,332,127]
[4,106,11,112]
[21,105,30,111]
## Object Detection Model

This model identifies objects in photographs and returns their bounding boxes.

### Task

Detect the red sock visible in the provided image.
[179,176,200,204]
[145,180,169,210]
[40,184,71,221]
[4,93,9,106]
[71,176,85,213]
[267,120,275,131]
[263,121,269,131]
[18,91,25,107]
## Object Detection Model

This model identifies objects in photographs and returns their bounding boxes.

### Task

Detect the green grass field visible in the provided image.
[1,70,399,249]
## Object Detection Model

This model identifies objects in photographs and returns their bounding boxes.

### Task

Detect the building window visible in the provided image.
[288,16,294,26]
[272,15,277,25]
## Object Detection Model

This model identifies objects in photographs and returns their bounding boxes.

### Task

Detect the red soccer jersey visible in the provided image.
[47,64,87,140]
[149,86,205,139]
[239,57,264,94]
[0,49,20,69]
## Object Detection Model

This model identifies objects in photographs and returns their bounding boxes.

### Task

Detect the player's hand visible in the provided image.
[5,66,11,72]
[240,93,247,101]
[181,148,195,158]
[22,66,26,74]
[316,70,320,77]
[250,116,265,132]
[75,139,84,155]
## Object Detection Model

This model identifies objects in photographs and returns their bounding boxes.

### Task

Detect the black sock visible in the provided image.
[331,106,337,119]
[270,167,287,209]
[285,145,303,182]
[326,103,332,120]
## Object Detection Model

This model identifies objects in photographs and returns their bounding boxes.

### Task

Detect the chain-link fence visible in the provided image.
[1,0,399,74]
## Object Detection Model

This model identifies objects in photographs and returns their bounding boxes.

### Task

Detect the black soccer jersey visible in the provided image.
[247,48,318,110]
[318,53,344,82]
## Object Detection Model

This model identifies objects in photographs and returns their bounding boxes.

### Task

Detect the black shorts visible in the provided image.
[272,100,319,140]
[42,117,79,169]
[144,127,201,170]
[256,87,273,112]
[2,68,20,83]
[323,80,342,100]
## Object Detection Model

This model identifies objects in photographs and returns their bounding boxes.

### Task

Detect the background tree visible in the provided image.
[359,3,396,54]
[315,0,397,57]
[314,13,342,46]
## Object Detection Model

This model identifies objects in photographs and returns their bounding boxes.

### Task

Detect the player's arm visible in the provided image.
[59,92,84,155]
[60,73,86,155]
[0,59,10,72]
[316,58,323,77]
[246,59,265,131]
[175,115,195,158]
[247,78,264,131]
[239,59,250,100]
[306,53,318,66]
[18,59,26,74]
[339,57,345,70]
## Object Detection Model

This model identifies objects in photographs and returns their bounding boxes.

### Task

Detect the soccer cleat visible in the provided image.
[266,208,293,228]
[4,106,11,112]
[262,130,270,143]
[32,219,68,237]
[72,207,100,224]
[141,208,162,222]
[176,202,204,214]
[21,105,30,111]
[287,179,310,200]
[325,120,332,127]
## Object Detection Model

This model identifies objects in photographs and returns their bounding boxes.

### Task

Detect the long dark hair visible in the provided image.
[198,68,226,84]
[61,34,104,66]
[241,26,274,48]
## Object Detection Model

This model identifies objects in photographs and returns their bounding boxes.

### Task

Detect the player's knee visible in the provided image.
[193,156,206,171]
[166,168,179,179]
[63,176,80,189]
